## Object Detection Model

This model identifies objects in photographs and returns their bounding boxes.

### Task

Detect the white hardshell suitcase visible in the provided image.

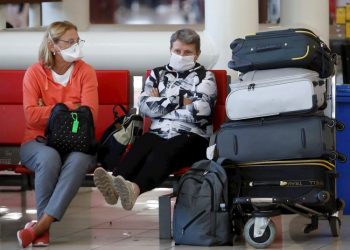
[226,68,327,120]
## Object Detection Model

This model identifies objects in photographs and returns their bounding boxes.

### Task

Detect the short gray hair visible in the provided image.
[170,28,201,54]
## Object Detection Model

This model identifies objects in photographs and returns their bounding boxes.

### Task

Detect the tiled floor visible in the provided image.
[0,186,349,250]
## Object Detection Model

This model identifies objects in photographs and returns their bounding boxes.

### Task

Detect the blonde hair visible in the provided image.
[38,21,78,68]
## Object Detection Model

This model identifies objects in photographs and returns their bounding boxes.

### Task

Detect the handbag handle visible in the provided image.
[112,104,128,120]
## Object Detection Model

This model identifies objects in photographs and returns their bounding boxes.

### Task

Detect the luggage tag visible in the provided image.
[71,112,79,133]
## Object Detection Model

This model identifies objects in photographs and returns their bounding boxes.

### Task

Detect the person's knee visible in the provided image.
[36,149,62,171]
[64,152,95,172]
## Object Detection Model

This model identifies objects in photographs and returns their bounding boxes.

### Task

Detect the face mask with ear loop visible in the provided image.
[169,52,195,72]
[59,43,84,63]
[49,33,84,63]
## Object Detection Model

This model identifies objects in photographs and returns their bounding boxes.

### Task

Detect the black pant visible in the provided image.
[113,132,208,194]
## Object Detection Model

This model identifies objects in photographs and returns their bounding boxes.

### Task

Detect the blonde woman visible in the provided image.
[17,20,98,248]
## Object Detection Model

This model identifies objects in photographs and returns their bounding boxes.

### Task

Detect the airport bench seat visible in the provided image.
[0,68,228,240]
[0,69,131,188]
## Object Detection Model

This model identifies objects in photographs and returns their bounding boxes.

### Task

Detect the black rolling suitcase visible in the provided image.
[226,159,338,211]
[228,28,335,78]
[224,159,345,248]
[216,115,341,163]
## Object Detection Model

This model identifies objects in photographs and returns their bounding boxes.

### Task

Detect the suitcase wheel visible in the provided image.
[243,217,276,249]
[337,152,347,163]
[329,199,345,237]
[329,217,341,237]
[317,191,330,203]
[327,151,347,163]
[336,120,345,131]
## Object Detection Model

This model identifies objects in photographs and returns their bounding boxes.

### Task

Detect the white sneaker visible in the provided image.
[93,167,119,205]
[113,175,137,210]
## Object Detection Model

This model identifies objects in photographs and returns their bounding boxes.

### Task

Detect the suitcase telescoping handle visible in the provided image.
[255,44,282,53]
[249,181,287,187]
[249,180,325,188]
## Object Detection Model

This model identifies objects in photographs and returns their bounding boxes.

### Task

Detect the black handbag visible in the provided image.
[97,104,143,171]
[45,103,97,155]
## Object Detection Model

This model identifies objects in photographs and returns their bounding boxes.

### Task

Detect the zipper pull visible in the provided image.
[203,170,208,175]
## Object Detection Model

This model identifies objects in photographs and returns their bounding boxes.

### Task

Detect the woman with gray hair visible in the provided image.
[17,20,98,248]
[94,28,217,211]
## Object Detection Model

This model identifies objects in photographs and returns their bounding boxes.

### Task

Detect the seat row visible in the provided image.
[0,68,228,238]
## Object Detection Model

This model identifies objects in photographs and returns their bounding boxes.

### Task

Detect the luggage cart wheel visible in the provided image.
[243,217,276,249]
[329,199,345,237]
[329,217,341,237]
[304,215,318,234]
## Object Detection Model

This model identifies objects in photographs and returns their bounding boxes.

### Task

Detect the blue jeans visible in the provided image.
[20,140,96,221]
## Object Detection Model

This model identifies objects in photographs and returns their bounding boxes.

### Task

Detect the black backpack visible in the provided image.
[173,159,233,246]
[97,105,143,171]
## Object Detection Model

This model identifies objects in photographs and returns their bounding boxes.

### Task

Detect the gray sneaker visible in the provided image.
[93,167,119,205]
[113,175,137,210]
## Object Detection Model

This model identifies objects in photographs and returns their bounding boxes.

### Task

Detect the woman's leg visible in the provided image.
[94,133,163,205]
[44,151,96,221]
[134,133,208,193]
[20,141,95,245]
[112,132,164,180]
[31,152,95,244]
[20,140,62,222]
[113,133,208,210]
[19,140,62,246]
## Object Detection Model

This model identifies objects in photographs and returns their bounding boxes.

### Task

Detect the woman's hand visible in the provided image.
[183,97,193,106]
[150,88,160,97]
[38,98,45,107]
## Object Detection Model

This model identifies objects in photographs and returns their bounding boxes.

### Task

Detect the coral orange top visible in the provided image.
[22,60,99,144]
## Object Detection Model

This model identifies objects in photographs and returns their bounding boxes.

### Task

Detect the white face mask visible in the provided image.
[59,43,84,63]
[169,52,195,72]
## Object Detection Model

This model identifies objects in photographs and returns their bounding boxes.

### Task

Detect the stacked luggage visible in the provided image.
[218,28,346,249]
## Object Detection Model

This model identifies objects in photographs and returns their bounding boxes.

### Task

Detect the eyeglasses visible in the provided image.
[58,39,85,47]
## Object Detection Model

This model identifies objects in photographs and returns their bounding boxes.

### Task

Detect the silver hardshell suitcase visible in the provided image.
[226,68,327,120]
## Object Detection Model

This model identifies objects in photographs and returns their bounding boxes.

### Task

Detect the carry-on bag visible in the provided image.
[228,28,335,78]
[226,68,327,120]
[97,104,143,171]
[173,160,233,246]
[216,115,338,163]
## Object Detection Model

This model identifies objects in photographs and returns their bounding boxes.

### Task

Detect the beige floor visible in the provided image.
[0,186,349,250]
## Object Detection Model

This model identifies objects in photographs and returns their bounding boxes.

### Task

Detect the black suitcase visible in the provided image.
[228,28,335,78]
[216,115,339,163]
[225,159,337,212]
[223,158,345,248]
